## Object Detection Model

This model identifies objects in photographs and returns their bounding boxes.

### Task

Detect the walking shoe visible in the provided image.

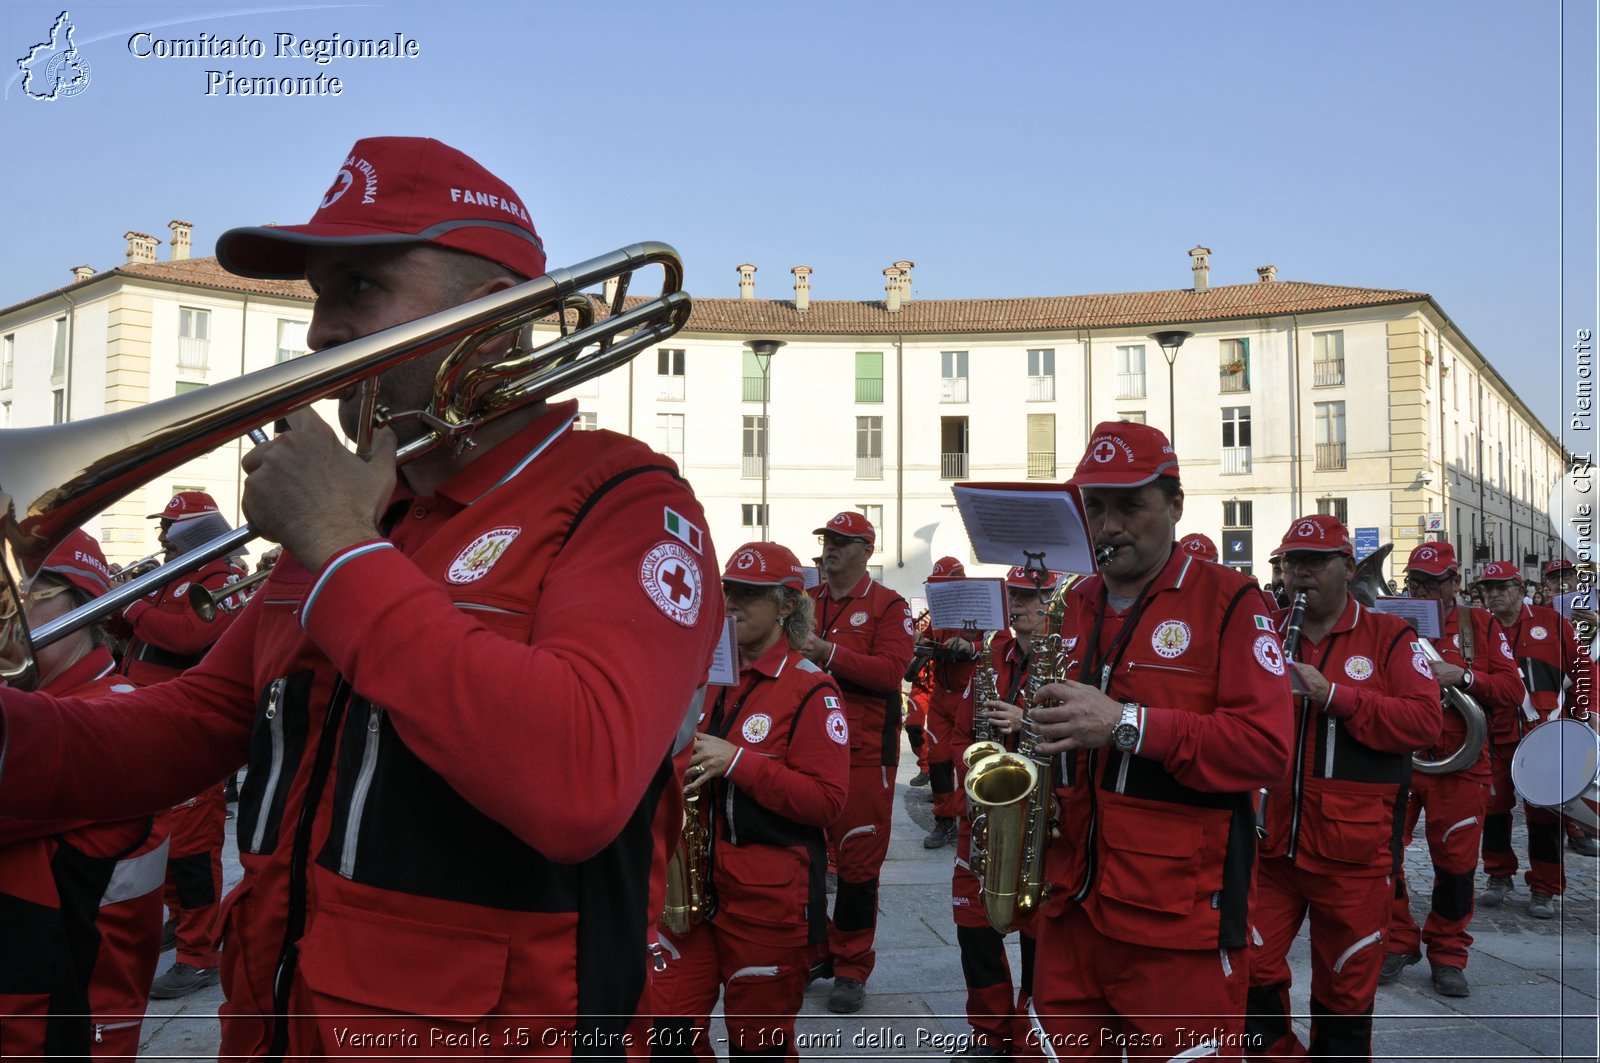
[149,962,221,999]
[828,977,866,1014]
[159,918,177,953]
[909,771,931,787]
[222,775,239,803]
[1377,949,1421,984]
[1430,964,1470,998]
[1528,892,1556,919]
[1478,874,1515,907]
[1568,832,1600,857]
[808,958,834,984]
[923,818,958,849]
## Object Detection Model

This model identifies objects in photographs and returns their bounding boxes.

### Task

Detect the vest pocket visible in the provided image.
[1096,804,1204,916]
[1309,789,1387,867]
[713,843,805,930]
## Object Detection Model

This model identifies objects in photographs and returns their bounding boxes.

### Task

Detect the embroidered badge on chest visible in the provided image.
[447,526,523,585]
[173,581,191,598]
[826,709,849,745]
[1344,656,1374,681]
[850,610,869,627]
[742,713,773,743]
[640,541,703,627]
[1253,634,1285,676]
[1530,625,1549,641]
[1151,620,1191,658]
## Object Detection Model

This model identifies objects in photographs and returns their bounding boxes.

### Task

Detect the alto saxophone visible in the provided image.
[964,632,1004,771]
[661,786,710,935]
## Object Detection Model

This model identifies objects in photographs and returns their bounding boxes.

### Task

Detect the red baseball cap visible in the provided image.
[1178,533,1220,562]
[39,529,112,599]
[1478,561,1524,586]
[149,491,220,522]
[930,556,966,579]
[1004,566,1060,592]
[215,137,547,282]
[1069,421,1180,489]
[814,511,876,546]
[1405,541,1459,576]
[1270,515,1353,559]
[723,542,806,591]
[1544,559,1576,578]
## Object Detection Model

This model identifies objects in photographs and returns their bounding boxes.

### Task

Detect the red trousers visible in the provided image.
[1482,737,1567,895]
[824,760,897,982]
[951,816,1036,1049]
[164,785,226,968]
[1023,904,1251,1061]
[1245,857,1390,1060]
[652,922,808,1059]
[1386,773,1485,970]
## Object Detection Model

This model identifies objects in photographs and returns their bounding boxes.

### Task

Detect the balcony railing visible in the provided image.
[742,375,769,402]
[742,454,764,478]
[657,375,685,401]
[1221,446,1252,475]
[1116,371,1146,399]
[1316,442,1347,470]
[177,337,209,373]
[941,376,969,403]
[1027,375,1055,401]
[856,377,883,403]
[856,455,883,479]
[1314,359,1345,387]
[1027,452,1055,479]
[1219,367,1249,393]
[941,452,969,480]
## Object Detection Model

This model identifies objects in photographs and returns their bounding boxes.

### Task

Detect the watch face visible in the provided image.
[1113,723,1139,751]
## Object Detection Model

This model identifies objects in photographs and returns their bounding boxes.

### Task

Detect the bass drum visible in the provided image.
[1511,718,1600,838]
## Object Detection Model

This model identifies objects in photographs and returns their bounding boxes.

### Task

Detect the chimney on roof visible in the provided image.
[738,263,757,300]
[1256,264,1277,283]
[791,265,812,312]
[168,220,193,261]
[124,231,158,266]
[70,265,94,283]
[884,267,904,313]
[1189,245,1211,292]
[894,260,914,305]
[602,276,619,307]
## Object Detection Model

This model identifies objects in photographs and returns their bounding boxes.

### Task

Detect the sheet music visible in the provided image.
[1371,596,1443,639]
[706,616,738,686]
[950,482,1097,574]
[925,577,1008,631]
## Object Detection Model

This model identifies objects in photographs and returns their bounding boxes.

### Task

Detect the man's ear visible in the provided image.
[1169,487,1185,523]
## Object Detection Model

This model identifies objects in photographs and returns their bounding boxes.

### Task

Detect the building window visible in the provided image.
[1221,406,1251,474]
[856,351,883,403]
[1118,411,1146,424]
[1315,401,1346,469]
[573,411,597,431]
[1223,500,1253,529]
[1222,500,1253,575]
[858,504,884,552]
[51,317,68,382]
[656,413,684,465]
[276,319,309,363]
[741,503,768,529]
[941,416,969,480]
[1027,413,1055,479]
[941,350,969,403]
[856,416,883,479]
[1219,338,1250,393]
[1317,496,1349,524]
[1116,345,1146,399]
[741,349,771,402]
[742,415,767,478]
[1313,330,1344,387]
[2,333,13,389]
[178,307,210,373]
[657,348,685,401]
[1027,348,1055,401]
[52,388,65,424]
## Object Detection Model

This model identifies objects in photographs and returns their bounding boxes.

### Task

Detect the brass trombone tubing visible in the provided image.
[190,566,273,622]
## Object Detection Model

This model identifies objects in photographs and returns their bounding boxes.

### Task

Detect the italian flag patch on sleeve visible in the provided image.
[664,508,704,555]
[1255,615,1276,631]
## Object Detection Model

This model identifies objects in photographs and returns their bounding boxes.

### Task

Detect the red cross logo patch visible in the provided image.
[1092,440,1118,464]
[640,542,702,627]
[1253,634,1285,676]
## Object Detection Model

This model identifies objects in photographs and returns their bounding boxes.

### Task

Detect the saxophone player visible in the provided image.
[652,543,849,1059]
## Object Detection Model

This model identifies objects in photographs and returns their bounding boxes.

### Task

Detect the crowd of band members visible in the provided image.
[2,135,1596,1063]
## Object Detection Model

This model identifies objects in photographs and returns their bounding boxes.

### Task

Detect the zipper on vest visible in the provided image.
[1324,716,1338,778]
[251,678,288,853]
[1286,695,1312,861]
[1114,748,1132,794]
[1125,661,1204,677]
[340,704,384,878]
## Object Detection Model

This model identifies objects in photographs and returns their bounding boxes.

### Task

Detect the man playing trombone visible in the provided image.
[0,136,723,1057]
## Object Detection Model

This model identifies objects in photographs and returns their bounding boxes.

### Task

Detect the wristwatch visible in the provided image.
[1112,702,1142,753]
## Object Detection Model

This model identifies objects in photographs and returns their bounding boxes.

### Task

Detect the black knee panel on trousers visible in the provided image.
[956,924,1009,987]
[1309,996,1373,1063]
[1244,981,1291,1047]
[833,877,879,932]
[1432,866,1474,921]
[168,851,217,908]
[1019,930,1036,996]
[1483,811,1512,854]
[1528,816,1562,865]
[651,1019,699,1058]
[930,760,956,795]
[906,724,925,752]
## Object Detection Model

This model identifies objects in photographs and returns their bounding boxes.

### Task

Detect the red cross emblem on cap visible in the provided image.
[1418,547,1436,560]
[734,550,756,570]
[1092,440,1117,463]
[1296,521,1317,539]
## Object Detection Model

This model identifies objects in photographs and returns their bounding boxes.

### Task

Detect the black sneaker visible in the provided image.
[149,962,221,999]
[159,918,177,953]
[923,819,958,849]
[1431,964,1470,998]
[1568,833,1600,857]
[222,776,239,803]
[828,977,865,1014]
[808,958,834,984]
[909,771,931,787]
[1377,949,1421,984]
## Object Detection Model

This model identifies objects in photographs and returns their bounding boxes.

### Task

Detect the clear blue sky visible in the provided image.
[2,0,1592,444]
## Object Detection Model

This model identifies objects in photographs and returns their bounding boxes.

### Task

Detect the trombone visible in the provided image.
[112,552,163,583]
[189,568,272,622]
[1,242,691,688]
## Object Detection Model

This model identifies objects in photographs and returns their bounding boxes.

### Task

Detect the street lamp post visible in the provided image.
[1148,331,1193,447]
[746,339,785,540]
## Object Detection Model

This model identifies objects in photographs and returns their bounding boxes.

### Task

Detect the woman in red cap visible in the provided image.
[0,531,169,1057]
[652,542,850,1060]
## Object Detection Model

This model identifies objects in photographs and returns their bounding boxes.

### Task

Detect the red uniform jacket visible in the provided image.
[1042,550,1293,951]
[809,574,915,767]
[1491,603,1597,741]
[700,642,849,947]
[114,556,245,684]
[0,647,166,1058]
[1260,595,1441,877]
[1426,604,1524,779]
[0,402,723,1058]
